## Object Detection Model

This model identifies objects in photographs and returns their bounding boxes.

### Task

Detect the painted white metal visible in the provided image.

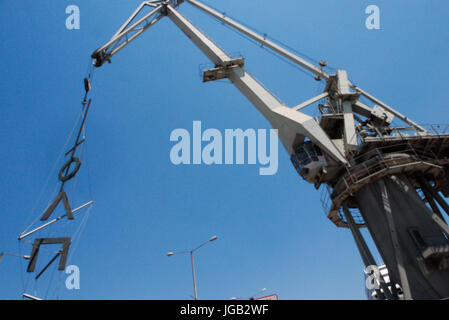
[112,2,153,39]
[292,92,329,111]
[91,1,426,164]
[337,70,358,153]
[167,5,347,164]
[352,100,373,118]
[94,5,164,59]
[352,85,427,133]
[342,101,358,153]
[185,0,329,80]
[18,201,94,240]
[167,6,232,66]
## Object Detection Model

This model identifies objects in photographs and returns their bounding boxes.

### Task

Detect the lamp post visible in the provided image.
[231,288,267,300]
[167,235,217,300]
[0,252,30,264]
[249,288,267,300]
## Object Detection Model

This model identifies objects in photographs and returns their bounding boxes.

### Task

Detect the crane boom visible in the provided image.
[91,2,178,67]
[165,4,346,163]
[185,0,329,80]
[91,0,449,300]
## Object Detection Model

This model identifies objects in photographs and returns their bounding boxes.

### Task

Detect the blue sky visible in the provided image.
[0,0,448,300]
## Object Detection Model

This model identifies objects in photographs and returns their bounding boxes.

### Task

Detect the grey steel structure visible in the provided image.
[92,0,449,299]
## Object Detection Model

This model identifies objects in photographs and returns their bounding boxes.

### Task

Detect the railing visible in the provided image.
[360,124,449,143]
[323,143,448,228]
[338,207,365,226]
[339,146,440,196]
[319,184,332,214]
[389,124,449,136]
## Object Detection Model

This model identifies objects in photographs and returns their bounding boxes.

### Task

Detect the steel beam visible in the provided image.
[343,205,392,300]
[91,2,184,66]
[378,179,413,300]
[337,70,358,153]
[418,174,449,218]
[22,293,42,300]
[352,85,428,133]
[18,201,94,240]
[166,5,347,164]
[342,101,358,153]
[292,92,329,111]
[167,5,232,66]
[352,101,373,119]
[416,174,445,221]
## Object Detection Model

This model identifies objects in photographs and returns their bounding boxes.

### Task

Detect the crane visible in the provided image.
[91,0,449,299]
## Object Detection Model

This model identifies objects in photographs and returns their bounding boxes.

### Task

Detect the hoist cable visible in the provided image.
[195,2,336,75]
[215,19,315,80]
[20,109,84,236]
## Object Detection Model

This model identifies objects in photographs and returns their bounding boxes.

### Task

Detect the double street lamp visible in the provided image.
[231,288,267,300]
[0,252,30,264]
[167,235,217,300]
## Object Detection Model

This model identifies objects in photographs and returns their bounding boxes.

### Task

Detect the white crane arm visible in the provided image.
[185,0,329,80]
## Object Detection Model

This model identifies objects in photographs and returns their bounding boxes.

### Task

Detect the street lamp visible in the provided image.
[249,288,267,300]
[231,288,267,300]
[167,235,218,300]
[0,252,30,264]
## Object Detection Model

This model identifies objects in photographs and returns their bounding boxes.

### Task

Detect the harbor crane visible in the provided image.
[92,0,449,299]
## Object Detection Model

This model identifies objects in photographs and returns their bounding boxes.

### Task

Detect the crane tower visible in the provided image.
[91,0,449,299]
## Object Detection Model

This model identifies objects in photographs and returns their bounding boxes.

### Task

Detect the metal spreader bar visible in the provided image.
[166,4,347,164]
[18,201,94,240]
[352,85,428,133]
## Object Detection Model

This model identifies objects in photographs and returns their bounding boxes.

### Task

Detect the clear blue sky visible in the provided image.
[0,0,448,300]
